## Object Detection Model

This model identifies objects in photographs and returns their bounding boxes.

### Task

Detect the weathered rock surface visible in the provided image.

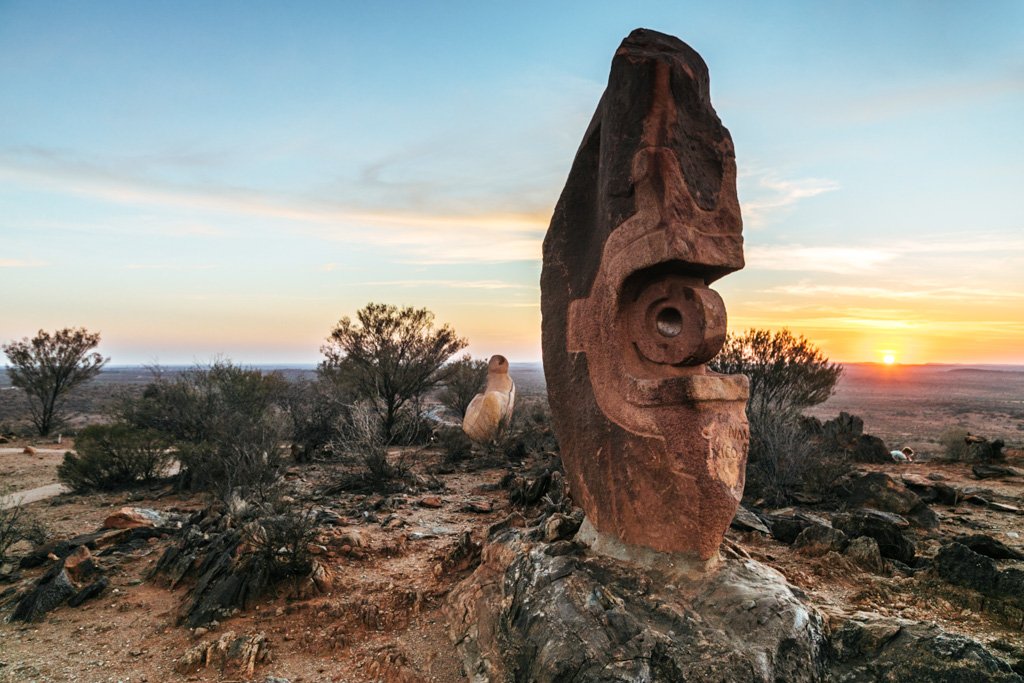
[934,542,1024,611]
[830,613,1023,682]
[175,631,270,677]
[953,533,1024,561]
[540,27,749,560]
[972,463,1022,480]
[102,506,166,530]
[794,524,848,557]
[9,548,108,621]
[447,529,827,682]
[840,471,939,529]
[832,510,916,565]
[803,412,891,464]
[462,355,516,443]
[843,536,886,574]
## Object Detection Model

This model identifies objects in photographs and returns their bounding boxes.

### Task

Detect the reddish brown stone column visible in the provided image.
[541,28,749,562]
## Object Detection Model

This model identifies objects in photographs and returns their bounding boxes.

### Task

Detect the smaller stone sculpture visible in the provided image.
[462,355,515,443]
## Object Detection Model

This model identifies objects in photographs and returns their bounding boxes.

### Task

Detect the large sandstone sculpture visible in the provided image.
[462,354,516,443]
[541,28,749,561]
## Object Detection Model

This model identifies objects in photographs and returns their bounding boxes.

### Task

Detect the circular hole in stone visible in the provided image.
[655,307,683,338]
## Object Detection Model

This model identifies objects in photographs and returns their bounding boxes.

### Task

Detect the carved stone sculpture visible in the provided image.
[541,28,749,562]
[462,355,516,443]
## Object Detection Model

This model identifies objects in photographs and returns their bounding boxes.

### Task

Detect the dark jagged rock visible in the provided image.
[832,511,915,565]
[804,412,891,464]
[9,561,77,621]
[67,576,109,607]
[901,473,963,505]
[972,463,1022,480]
[830,614,1023,682]
[447,528,827,682]
[953,534,1024,561]
[934,542,1024,611]
[840,471,938,529]
[844,536,886,574]
[794,525,848,557]
[730,505,770,534]
[762,510,831,544]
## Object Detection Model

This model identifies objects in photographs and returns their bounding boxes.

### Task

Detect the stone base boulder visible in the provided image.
[447,528,827,682]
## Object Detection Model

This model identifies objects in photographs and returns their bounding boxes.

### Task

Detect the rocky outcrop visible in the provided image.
[9,546,107,621]
[832,510,916,565]
[839,472,939,529]
[830,613,1023,682]
[934,542,1024,611]
[447,528,827,683]
[802,412,891,464]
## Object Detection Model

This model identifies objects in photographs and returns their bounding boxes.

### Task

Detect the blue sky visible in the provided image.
[1,1,1022,364]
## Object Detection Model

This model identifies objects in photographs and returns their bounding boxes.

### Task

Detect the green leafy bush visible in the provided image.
[57,424,173,491]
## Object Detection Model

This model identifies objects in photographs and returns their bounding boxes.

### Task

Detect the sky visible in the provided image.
[1,1,1022,366]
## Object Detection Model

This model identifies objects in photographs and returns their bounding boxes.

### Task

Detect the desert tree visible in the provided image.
[2,327,108,436]
[710,328,842,421]
[710,329,844,505]
[439,354,489,418]
[320,302,466,442]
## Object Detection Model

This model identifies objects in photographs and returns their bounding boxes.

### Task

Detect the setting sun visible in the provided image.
[882,353,896,365]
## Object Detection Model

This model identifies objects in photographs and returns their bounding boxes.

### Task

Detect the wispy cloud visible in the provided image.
[0,259,48,268]
[829,72,1024,124]
[767,282,1024,302]
[740,172,839,228]
[0,148,548,264]
[746,245,894,273]
[123,263,217,271]
[355,279,535,290]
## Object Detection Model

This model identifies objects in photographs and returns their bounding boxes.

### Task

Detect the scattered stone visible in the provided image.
[794,524,848,557]
[175,631,270,677]
[102,507,166,530]
[953,534,1024,560]
[542,512,583,543]
[418,495,443,509]
[459,500,493,514]
[972,464,1022,480]
[447,528,827,682]
[730,505,770,535]
[762,510,831,544]
[844,536,886,574]
[803,412,891,464]
[841,471,938,528]
[901,473,962,505]
[990,502,1021,514]
[934,542,1024,611]
[832,511,916,564]
[830,615,1022,681]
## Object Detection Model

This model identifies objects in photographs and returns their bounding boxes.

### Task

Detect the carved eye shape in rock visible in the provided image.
[622,267,727,368]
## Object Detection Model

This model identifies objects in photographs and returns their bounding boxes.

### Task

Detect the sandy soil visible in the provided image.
[0,453,505,683]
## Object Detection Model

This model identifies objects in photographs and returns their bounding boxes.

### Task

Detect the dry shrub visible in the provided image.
[57,424,174,492]
[0,495,47,565]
